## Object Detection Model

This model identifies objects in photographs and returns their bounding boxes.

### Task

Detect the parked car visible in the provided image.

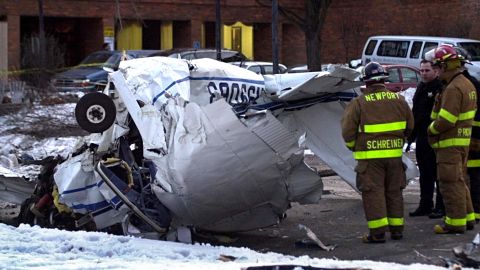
[51,50,159,92]
[230,61,287,75]
[150,48,248,62]
[286,64,308,73]
[287,63,419,92]
[382,64,420,92]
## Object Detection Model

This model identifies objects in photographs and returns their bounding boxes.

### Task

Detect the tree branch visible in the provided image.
[255,0,305,30]
[278,5,306,29]
[315,0,332,36]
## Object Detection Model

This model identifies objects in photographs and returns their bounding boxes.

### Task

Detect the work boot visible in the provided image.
[409,206,433,217]
[434,224,465,234]
[390,231,403,240]
[428,208,445,219]
[362,233,386,244]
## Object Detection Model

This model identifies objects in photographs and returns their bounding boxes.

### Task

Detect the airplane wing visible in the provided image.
[292,100,357,189]
[291,94,419,191]
[263,67,363,101]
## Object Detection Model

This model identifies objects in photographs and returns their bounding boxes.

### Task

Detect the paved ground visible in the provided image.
[206,158,477,268]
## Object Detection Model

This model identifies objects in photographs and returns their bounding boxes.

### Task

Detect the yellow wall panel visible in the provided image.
[223,25,231,49]
[242,24,253,60]
[116,21,142,50]
[223,22,253,60]
[161,21,173,50]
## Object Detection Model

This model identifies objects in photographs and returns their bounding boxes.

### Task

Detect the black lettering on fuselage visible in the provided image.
[207,81,263,104]
[207,82,218,103]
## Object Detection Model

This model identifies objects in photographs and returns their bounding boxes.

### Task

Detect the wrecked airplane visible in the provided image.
[0,57,418,240]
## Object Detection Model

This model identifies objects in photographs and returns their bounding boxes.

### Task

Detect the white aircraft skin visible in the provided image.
[2,57,418,238]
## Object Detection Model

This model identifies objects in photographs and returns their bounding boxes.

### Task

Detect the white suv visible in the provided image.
[362,35,480,79]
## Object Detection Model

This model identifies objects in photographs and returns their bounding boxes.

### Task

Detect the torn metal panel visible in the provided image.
[54,151,129,229]
[153,99,291,231]
[110,71,167,152]
[286,161,323,204]
[245,111,298,160]
[118,56,191,105]
[0,167,35,205]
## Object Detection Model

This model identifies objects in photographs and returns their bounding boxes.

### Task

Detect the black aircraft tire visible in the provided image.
[75,92,116,133]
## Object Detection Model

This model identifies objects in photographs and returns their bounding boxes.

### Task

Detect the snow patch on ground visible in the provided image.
[0,223,449,270]
[0,103,81,179]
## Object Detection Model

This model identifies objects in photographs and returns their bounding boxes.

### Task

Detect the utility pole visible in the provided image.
[215,0,221,61]
[272,0,279,74]
[38,0,47,87]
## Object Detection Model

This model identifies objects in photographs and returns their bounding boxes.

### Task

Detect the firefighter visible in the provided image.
[455,46,480,222]
[342,62,414,243]
[428,44,477,234]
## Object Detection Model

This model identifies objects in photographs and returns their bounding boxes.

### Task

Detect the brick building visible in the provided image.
[1,0,304,72]
[1,0,480,73]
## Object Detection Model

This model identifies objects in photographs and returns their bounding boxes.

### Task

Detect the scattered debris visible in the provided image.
[451,233,480,268]
[413,249,441,265]
[218,254,237,262]
[296,224,336,251]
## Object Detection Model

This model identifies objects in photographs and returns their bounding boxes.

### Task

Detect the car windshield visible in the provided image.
[103,54,122,69]
[458,42,480,61]
[79,52,113,67]
[221,52,247,62]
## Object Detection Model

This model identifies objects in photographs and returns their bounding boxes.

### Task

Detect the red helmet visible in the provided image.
[453,46,471,63]
[433,44,459,65]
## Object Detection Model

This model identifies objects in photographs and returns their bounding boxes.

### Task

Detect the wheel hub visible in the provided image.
[86,105,106,124]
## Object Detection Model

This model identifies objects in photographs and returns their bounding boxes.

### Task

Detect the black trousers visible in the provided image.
[416,136,444,210]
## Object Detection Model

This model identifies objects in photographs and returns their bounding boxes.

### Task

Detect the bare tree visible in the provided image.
[21,34,65,95]
[339,11,363,64]
[257,0,332,71]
